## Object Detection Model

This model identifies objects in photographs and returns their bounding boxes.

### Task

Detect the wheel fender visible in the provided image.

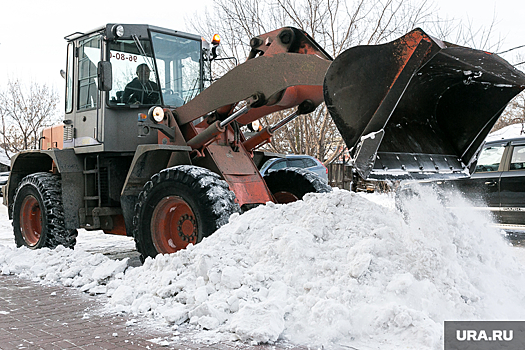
[6,151,54,218]
[120,144,191,236]
[6,149,83,229]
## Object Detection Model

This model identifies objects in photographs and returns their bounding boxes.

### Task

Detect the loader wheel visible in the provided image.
[133,165,240,259]
[12,173,78,249]
[263,168,332,204]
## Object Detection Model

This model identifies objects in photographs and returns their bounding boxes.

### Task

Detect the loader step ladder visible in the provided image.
[83,156,101,209]
[79,156,102,229]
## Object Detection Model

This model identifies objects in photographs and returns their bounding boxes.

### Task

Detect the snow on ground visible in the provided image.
[1,187,525,350]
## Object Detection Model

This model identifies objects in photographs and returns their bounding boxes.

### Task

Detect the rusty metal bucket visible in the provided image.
[324,28,525,179]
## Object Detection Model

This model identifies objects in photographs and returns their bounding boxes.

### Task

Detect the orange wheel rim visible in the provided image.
[151,196,197,254]
[274,191,299,204]
[20,195,42,246]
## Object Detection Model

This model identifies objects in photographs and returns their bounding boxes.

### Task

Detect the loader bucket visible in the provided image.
[324,28,525,180]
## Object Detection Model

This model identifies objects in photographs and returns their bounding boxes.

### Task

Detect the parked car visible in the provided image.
[260,155,329,182]
[0,172,9,197]
[398,136,525,228]
[461,136,525,226]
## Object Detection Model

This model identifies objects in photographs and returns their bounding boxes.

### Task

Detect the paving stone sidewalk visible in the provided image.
[0,275,305,350]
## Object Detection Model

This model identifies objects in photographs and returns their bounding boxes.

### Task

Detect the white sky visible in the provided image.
[0,0,523,111]
[436,0,524,56]
[0,0,212,99]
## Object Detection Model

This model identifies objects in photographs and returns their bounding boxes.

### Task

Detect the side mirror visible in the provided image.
[97,61,112,91]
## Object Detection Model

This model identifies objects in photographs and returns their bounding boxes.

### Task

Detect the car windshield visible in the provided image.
[107,32,203,108]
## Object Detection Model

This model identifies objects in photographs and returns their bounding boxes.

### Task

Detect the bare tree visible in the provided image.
[426,10,502,53]
[492,91,525,132]
[190,0,438,163]
[189,0,501,163]
[0,79,60,157]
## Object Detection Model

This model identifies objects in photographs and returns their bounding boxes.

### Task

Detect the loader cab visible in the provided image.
[107,31,204,108]
[63,24,210,153]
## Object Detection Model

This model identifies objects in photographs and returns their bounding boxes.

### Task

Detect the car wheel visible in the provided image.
[263,167,332,204]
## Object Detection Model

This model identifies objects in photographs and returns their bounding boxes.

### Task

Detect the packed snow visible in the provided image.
[1,187,525,350]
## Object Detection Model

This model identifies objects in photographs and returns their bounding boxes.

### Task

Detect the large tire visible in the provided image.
[263,168,332,204]
[133,165,240,259]
[12,173,78,249]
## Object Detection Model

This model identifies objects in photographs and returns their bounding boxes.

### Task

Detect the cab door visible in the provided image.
[74,35,102,148]
[499,142,525,225]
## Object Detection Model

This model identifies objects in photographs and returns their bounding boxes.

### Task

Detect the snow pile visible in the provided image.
[0,245,130,293]
[1,187,525,349]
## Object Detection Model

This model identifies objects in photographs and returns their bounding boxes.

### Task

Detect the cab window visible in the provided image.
[150,32,202,107]
[65,43,74,113]
[107,39,160,106]
[78,36,101,110]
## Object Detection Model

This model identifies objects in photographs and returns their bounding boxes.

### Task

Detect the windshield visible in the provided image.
[107,32,203,108]
[108,39,160,106]
[150,32,203,107]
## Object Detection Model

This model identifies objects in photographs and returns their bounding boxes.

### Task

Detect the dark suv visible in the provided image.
[461,136,525,226]
[407,136,525,228]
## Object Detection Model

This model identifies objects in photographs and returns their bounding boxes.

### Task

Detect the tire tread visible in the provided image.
[12,172,77,249]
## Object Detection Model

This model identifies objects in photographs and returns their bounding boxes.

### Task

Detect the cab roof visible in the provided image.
[64,23,202,43]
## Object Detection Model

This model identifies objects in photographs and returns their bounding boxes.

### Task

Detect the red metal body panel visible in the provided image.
[103,215,127,236]
[41,125,64,150]
[223,173,273,206]
[205,143,273,206]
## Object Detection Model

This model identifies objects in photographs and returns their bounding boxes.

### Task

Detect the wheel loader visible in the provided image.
[4,24,525,259]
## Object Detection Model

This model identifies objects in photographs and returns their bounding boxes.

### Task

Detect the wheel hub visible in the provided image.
[273,191,299,204]
[177,214,197,242]
[19,195,42,246]
[151,196,197,254]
